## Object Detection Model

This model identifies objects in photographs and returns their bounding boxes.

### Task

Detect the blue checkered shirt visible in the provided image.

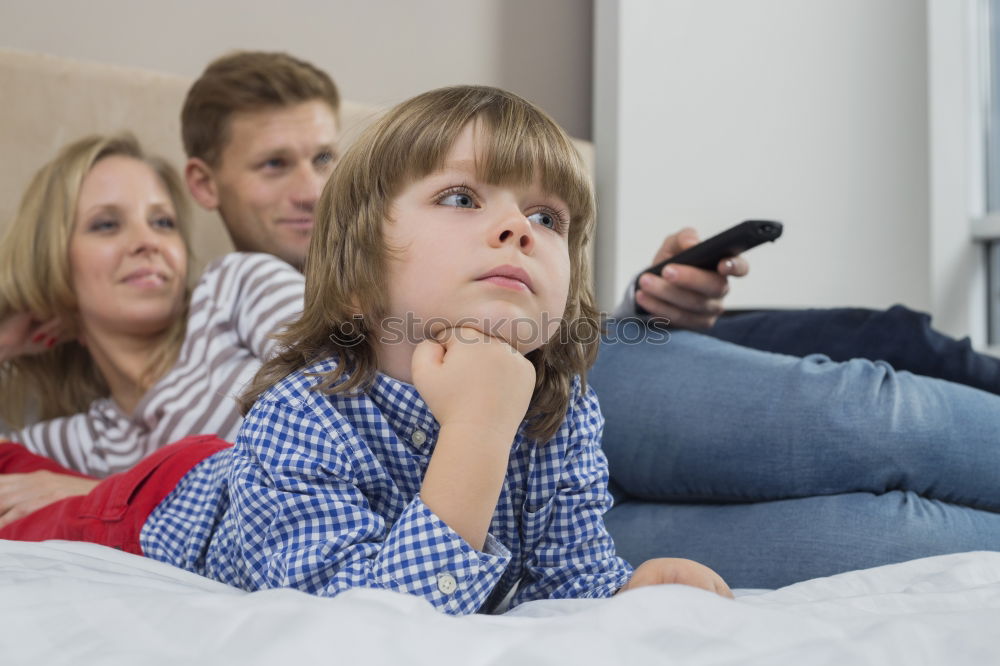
[141,358,633,614]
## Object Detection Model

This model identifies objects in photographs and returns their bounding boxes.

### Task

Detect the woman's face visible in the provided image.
[68,155,188,341]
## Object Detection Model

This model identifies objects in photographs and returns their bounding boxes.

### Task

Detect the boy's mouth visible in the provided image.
[476,265,534,293]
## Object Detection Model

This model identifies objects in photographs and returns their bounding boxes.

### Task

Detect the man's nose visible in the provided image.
[291,164,328,210]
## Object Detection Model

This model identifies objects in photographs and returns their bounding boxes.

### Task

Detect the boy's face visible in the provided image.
[190,100,339,270]
[382,123,571,355]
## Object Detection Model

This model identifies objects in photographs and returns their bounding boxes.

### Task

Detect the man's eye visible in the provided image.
[439,192,477,208]
[314,151,336,168]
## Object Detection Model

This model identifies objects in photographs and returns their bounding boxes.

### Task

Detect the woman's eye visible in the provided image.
[439,192,477,208]
[153,216,177,230]
[89,219,118,232]
[262,157,286,170]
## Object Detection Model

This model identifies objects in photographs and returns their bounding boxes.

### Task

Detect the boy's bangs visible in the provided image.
[474,120,593,234]
[395,108,593,239]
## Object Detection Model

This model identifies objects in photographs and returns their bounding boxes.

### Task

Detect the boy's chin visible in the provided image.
[482,321,554,355]
[461,306,563,348]
[421,320,549,355]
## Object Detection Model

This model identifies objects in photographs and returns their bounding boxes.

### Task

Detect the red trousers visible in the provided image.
[0,435,230,555]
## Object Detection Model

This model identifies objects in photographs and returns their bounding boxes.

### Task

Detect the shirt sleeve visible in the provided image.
[227,394,511,615]
[4,403,122,477]
[207,253,305,360]
[511,385,633,607]
[611,278,642,319]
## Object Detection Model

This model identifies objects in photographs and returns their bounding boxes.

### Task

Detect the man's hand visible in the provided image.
[411,326,536,439]
[619,557,734,599]
[635,227,749,330]
[0,312,63,363]
[0,471,98,529]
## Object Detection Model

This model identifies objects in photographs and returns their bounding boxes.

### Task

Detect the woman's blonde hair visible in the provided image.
[241,85,600,442]
[0,133,192,428]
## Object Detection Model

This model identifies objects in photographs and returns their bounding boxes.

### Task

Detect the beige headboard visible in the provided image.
[0,48,594,278]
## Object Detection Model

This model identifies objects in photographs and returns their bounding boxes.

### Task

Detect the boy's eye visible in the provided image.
[439,192,477,209]
[527,209,568,233]
[528,211,557,229]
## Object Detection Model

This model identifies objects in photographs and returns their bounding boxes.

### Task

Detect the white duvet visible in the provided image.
[1,540,999,665]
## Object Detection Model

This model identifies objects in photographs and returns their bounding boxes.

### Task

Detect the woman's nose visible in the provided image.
[129,224,160,254]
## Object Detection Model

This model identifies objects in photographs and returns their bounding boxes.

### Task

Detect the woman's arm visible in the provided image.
[0,312,62,363]
[0,471,98,529]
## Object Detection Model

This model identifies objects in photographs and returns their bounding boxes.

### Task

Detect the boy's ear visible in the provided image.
[185,157,220,211]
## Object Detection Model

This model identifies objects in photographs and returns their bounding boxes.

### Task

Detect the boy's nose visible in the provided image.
[491,211,535,253]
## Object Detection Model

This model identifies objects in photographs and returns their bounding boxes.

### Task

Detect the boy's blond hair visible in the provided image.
[0,134,191,427]
[240,85,599,441]
[181,50,341,166]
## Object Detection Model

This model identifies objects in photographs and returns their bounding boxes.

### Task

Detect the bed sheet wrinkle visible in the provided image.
[1,541,998,666]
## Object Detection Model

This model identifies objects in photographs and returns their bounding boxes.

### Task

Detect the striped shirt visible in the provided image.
[2,253,304,478]
[140,361,633,615]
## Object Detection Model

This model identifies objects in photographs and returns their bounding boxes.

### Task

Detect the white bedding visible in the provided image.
[1,540,998,665]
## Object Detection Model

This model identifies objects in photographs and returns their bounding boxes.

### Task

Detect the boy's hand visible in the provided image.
[412,326,536,438]
[413,326,536,550]
[619,557,734,599]
[635,227,749,330]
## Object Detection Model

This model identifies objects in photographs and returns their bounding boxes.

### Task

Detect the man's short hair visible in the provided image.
[181,51,341,166]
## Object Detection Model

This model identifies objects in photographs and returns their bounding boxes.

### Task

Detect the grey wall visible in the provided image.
[0,0,594,138]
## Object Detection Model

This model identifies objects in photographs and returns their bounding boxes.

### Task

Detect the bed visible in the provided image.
[2,540,999,664]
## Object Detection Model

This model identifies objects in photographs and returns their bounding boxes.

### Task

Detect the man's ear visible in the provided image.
[185,157,220,211]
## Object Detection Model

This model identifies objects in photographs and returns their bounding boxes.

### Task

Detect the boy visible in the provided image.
[0,85,733,612]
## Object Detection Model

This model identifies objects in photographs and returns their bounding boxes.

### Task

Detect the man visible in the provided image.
[179,52,1000,588]
[181,51,341,272]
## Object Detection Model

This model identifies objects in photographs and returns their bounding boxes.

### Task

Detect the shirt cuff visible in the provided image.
[373,495,511,615]
[611,277,644,320]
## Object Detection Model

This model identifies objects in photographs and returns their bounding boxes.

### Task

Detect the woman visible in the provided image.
[0,134,303,526]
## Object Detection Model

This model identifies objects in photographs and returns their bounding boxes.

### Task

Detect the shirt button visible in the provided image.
[437,573,457,595]
[411,429,427,446]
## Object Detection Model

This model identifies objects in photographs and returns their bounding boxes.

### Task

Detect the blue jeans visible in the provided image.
[710,305,1000,395]
[591,317,1000,589]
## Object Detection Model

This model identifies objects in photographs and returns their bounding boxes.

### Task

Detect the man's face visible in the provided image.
[208,100,339,269]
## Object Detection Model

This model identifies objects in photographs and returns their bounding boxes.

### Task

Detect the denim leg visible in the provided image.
[709,306,1000,394]
[591,327,1000,510]
[603,492,1000,589]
